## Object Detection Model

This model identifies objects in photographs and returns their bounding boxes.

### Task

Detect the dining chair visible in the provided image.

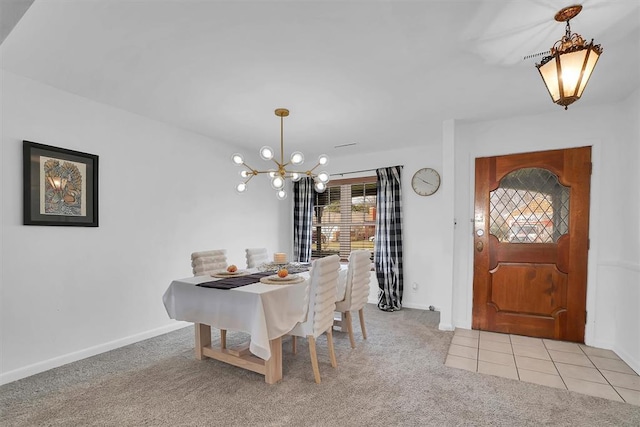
[191,249,227,276]
[191,249,229,349]
[289,254,340,383]
[334,250,371,348]
[245,248,269,269]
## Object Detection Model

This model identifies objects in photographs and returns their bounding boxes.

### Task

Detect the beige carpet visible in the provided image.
[1,306,639,426]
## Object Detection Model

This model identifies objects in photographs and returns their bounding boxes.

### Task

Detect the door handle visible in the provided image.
[476,241,484,252]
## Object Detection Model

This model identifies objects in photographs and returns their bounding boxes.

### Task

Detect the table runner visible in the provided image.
[197,272,272,289]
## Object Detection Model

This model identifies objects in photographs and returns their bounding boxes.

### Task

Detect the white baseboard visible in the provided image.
[438,323,455,331]
[592,338,640,375]
[402,302,431,311]
[614,345,640,376]
[586,337,615,351]
[0,321,190,386]
[366,298,433,313]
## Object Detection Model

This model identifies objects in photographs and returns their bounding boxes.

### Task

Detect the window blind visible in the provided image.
[312,176,376,261]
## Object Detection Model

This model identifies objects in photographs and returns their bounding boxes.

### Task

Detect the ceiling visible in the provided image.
[1,0,639,158]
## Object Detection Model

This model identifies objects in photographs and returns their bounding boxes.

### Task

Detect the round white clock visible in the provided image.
[411,168,440,196]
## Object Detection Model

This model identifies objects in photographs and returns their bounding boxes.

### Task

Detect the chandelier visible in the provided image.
[231,108,330,200]
[536,5,603,110]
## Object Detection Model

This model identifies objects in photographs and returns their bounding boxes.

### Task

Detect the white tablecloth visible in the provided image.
[162,272,309,360]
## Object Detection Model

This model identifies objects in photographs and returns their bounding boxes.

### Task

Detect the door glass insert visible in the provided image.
[489,168,569,243]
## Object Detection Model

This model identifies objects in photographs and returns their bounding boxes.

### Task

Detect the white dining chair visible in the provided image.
[334,250,371,348]
[191,249,227,276]
[245,248,269,269]
[191,249,229,349]
[289,254,340,383]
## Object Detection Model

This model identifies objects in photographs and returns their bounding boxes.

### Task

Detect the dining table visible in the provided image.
[162,268,310,384]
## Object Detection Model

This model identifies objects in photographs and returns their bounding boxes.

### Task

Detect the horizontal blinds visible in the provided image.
[313,177,376,260]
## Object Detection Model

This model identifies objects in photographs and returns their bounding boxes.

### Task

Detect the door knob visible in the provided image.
[476,241,484,252]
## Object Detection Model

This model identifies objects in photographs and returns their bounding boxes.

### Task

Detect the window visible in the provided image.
[489,167,570,244]
[312,176,377,261]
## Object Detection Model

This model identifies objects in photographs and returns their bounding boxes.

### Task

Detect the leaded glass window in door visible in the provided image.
[489,168,569,243]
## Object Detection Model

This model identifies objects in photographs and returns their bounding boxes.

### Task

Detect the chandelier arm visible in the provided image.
[240,162,258,172]
[243,174,257,184]
[286,169,313,174]
[240,163,262,179]
[285,172,317,180]
[250,169,287,175]
[307,162,322,173]
[271,159,284,168]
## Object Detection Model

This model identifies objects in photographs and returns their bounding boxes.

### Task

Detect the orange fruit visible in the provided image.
[227,265,237,273]
[277,268,288,278]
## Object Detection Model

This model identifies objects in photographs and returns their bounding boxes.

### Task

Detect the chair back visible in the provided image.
[339,250,371,311]
[245,248,269,268]
[292,255,340,338]
[191,249,227,276]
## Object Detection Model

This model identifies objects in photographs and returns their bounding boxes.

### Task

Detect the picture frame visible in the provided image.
[23,140,99,227]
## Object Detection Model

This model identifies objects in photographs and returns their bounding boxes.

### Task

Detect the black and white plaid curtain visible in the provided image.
[293,177,314,263]
[374,166,404,311]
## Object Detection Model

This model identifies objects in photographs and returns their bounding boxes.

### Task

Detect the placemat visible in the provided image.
[197,272,272,290]
[210,270,250,278]
[260,275,306,285]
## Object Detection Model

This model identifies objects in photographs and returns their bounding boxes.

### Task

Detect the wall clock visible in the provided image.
[411,167,440,196]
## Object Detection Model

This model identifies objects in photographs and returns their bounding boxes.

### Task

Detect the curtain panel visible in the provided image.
[293,177,314,263]
[374,166,404,311]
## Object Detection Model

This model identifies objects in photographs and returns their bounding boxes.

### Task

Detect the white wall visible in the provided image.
[451,93,640,373]
[326,136,454,322]
[0,71,286,384]
[595,89,639,369]
[2,69,637,383]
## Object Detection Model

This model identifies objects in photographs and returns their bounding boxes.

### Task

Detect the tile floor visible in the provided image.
[445,328,640,406]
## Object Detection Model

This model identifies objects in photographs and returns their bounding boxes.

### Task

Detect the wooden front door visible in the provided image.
[472,147,591,342]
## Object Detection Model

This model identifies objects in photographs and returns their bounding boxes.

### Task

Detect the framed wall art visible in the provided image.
[23,140,99,226]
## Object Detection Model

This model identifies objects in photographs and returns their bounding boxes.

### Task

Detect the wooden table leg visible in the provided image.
[195,324,283,385]
[264,336,283,384]
[195,323,211,360]
[220,329,227,349]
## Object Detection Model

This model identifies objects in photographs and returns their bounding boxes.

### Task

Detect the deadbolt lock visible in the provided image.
[476,241,484,252]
